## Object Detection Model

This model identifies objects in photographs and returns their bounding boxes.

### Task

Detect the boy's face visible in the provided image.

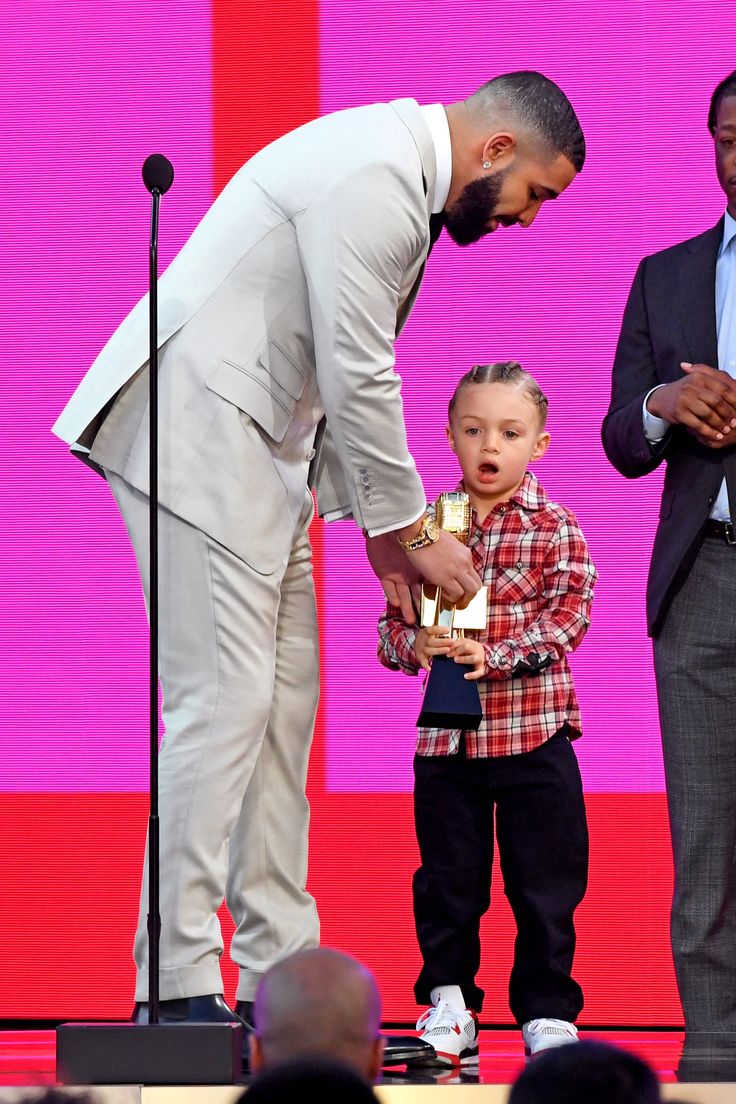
[446,381,550,513]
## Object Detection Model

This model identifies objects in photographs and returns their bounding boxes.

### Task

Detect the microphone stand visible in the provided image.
[55,155,242,1086]
[145,156,165,1027]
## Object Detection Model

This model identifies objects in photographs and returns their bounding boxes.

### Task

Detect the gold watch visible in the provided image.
[397,514,441,551]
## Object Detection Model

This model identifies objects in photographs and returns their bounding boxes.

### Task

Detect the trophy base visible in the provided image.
[417,655,483,730]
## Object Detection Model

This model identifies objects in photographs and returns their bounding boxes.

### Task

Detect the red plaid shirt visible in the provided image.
[377,471,597,757]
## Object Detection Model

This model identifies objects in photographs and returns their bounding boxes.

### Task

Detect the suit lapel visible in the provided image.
[390,98,439,335]
[390,97,437,219]
[676,217,736,515]
[677,219,723,367]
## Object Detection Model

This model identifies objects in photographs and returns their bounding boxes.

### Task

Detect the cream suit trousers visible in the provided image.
[106,472,321,1003]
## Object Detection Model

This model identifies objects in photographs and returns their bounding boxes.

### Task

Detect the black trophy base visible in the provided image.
[56,1021,244,1085]
[417,654,483,730]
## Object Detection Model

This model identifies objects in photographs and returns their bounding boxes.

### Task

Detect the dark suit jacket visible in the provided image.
[602,218,733,636]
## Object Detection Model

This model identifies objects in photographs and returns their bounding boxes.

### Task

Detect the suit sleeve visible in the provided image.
[602,257,671,479]
[295,162,428,533]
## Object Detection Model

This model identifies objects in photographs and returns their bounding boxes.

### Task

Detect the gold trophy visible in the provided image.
[417,492,488,729]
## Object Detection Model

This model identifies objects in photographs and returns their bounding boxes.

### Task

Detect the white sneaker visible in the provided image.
[415,1000,479,1067]
[522,1018,579,1056]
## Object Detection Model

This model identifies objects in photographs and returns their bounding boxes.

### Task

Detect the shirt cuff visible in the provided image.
[483,641,516,679]
[323,507,353,523]
[642,386,671,443]
[364,506,427,539]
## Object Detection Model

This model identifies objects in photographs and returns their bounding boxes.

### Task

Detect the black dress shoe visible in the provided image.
[132,993,244,1025]
[234,1000,255,1030]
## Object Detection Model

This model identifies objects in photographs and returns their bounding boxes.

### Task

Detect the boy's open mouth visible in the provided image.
[479,462,498,474]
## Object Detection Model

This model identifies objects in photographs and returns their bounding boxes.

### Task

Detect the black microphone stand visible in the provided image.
[143,152,170,1027]
[55,155,242,1086]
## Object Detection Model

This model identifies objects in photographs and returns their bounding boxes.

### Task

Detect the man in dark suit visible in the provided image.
[602,70,736,1047]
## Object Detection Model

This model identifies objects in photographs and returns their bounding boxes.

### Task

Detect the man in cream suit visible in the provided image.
[53,72,585,1033]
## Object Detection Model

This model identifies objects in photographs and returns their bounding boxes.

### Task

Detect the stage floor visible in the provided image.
[2,1026,736,1102]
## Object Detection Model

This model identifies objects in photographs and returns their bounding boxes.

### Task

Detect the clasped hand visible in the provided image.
[649,363,736,448]
[415,626,486,680]
[365,529,482,624]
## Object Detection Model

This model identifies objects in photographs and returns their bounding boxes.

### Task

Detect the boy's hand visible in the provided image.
[448,637,486,680]
[415,625,453,672]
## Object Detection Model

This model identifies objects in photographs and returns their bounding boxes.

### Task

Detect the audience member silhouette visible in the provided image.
[247,947,384,1082]
[508,1039,662,1104]
[240,1056,380,1104]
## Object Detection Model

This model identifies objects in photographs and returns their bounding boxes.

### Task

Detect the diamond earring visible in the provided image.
[482,160,492,169]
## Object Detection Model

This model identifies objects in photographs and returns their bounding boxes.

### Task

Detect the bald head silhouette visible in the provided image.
[248,947,385,1083]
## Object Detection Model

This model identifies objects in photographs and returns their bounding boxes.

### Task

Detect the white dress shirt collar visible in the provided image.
[721,208,736,255]
[420,104,452,214]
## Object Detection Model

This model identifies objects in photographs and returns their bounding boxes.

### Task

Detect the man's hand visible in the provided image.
[414,625,453,671]
[364,532,422,623]
[404,530,482,604]
[647,363,736,448]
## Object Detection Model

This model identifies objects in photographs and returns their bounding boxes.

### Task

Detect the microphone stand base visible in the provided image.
[56,1021,244,1085]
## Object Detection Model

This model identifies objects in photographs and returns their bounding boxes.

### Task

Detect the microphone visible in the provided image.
[142,153,174,195]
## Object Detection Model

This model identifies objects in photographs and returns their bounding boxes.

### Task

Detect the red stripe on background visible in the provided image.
[0,793,681,1023]
[212,0,320,196]
[211,1,325,791]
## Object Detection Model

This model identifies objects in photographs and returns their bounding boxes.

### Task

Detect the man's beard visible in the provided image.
[444,168,509,246]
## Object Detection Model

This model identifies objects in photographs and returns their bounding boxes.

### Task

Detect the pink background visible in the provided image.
[318,4,732,791]
[1,5,731,795]
[1,0,732,1026]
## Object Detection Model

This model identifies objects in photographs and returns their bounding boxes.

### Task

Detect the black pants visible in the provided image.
[412,728,588,1024]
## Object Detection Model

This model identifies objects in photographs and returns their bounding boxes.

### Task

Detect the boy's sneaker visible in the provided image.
[414,1000,479,1067]
[522,1018,579,1056]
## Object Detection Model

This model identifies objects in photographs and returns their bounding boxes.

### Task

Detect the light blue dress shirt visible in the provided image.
[643,210,736,520]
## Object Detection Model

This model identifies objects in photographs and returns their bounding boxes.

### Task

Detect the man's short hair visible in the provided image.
[469,71,586,172]
[508,1040,661,1104]
[239,1056,379,1104]
[708,69,736,134]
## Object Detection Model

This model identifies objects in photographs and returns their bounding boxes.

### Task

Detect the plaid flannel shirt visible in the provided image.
[377,471,597,757]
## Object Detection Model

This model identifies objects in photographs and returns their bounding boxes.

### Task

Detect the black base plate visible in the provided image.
[56,1022,244,1085]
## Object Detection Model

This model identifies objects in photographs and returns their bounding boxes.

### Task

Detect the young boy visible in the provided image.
[377,362,597,1067]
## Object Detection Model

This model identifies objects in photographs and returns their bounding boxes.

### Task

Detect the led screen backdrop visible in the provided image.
[1,0,732,1023]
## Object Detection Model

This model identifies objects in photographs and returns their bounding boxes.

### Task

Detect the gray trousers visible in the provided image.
[653,533,736,1032]
[107,472,321,1003]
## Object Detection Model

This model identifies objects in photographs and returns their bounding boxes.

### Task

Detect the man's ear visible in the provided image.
[369,1035,386,1084]
[249,1033,265,1073]
[530,431,551,463]
[481,131,516,166]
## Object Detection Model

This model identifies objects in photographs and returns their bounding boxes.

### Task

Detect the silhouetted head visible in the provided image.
[509,1040,662,1104]
[240,1056,380,1104]
[249,946,384,1082]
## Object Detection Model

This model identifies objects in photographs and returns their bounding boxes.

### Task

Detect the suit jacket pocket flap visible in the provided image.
[206,343,306,443]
